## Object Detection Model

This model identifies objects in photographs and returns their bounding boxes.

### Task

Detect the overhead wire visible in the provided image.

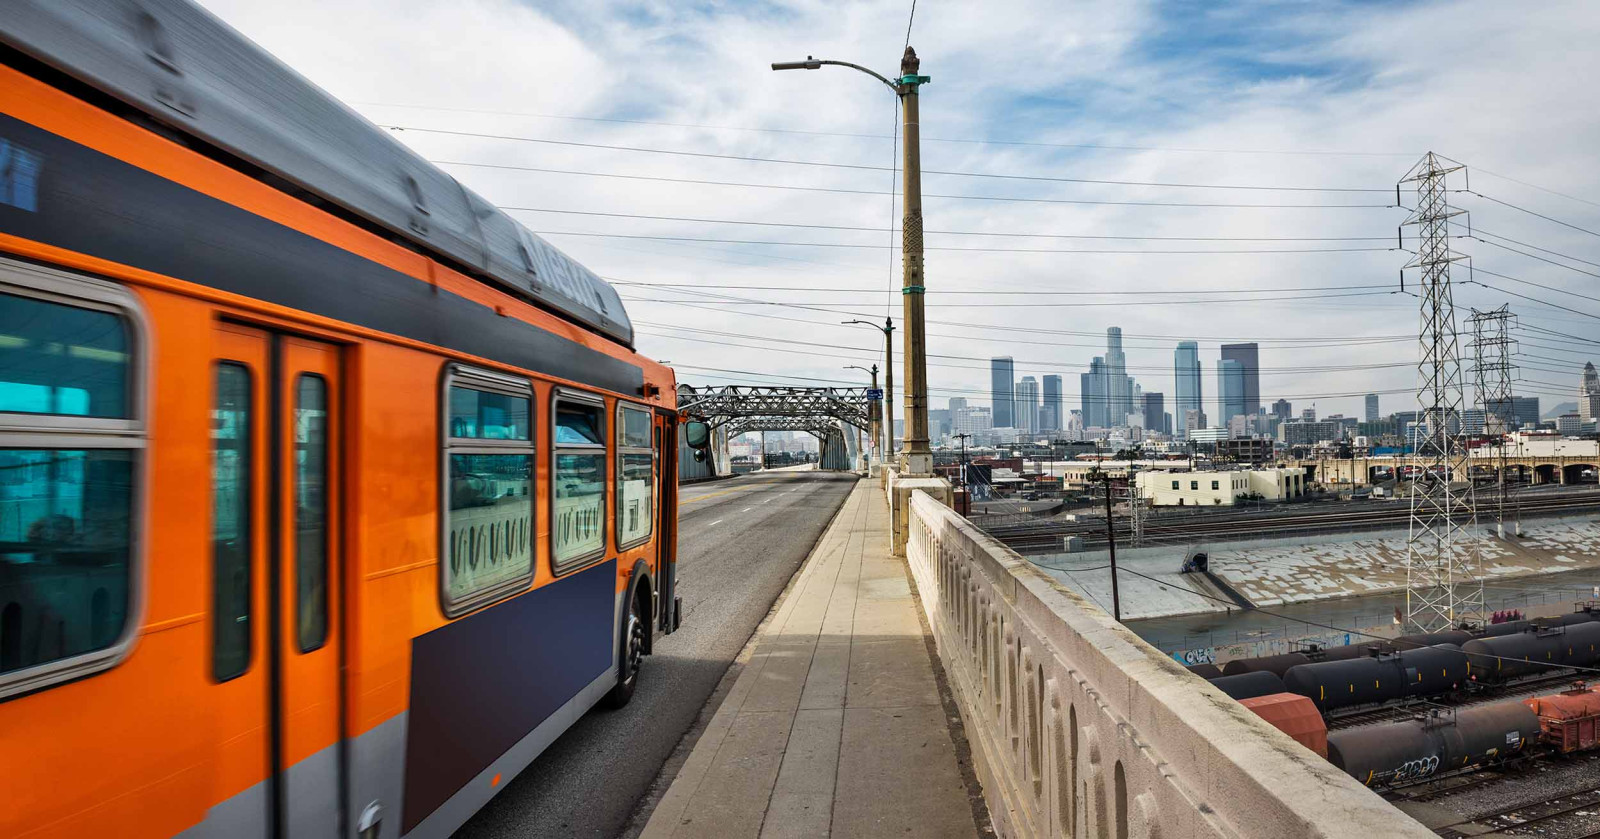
[504,206,1402,241]
[357,101,1414,157]
[384,125,1393,192]
[544,230,1399,254]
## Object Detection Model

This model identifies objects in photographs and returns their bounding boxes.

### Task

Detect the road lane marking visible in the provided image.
[709,519,724,526]
[741,507,752,512]
[763,498,773,504]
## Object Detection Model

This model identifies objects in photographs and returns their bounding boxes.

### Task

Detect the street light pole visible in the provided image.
[897,47,933,476]
[846,363,880,468]
[776,49,931,475]
[844,319,894,461]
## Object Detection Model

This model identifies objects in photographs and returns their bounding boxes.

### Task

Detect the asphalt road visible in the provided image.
[456,468,859,839]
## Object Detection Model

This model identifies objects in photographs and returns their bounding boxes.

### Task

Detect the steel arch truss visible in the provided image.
[678,385,871,437]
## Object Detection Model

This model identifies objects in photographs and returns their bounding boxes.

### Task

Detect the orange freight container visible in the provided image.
[1525,684,1600,754]
[1240,692,1329,758]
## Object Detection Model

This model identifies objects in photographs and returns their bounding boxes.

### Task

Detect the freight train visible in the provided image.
[1324,683,1600,787]
[1195,609,1600,718]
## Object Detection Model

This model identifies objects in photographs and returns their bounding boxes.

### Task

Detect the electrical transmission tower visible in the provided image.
[1469,306,1520,538]
[1127,479,1144,548]
[1400,152,1484,632]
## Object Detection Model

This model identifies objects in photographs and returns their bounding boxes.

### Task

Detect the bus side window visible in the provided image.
[212,363,252,680]
[0,274,144,699]
[552,393,607,573]
[616,404,654,549]
[440,366,535,617]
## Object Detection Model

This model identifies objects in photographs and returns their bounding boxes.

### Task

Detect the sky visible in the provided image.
[195,0,1600,423]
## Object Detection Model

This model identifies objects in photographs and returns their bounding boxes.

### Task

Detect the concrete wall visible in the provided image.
[902,491,1431,839]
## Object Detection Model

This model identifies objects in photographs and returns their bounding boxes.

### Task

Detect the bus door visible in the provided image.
[216,324,345,838]
[655,411,679,634]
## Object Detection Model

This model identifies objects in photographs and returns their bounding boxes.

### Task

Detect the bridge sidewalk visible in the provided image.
[641,480,983,838]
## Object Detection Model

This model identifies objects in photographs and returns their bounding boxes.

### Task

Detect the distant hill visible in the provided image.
[1543,401,1578,420]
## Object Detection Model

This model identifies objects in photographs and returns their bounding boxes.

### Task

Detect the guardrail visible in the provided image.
[903,489,1432,839]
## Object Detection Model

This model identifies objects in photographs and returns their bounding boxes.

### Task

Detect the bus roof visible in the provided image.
[1,0,634,347]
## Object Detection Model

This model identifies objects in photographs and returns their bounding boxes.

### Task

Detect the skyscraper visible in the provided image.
[1106,328,1130,423]
[948,397,967,411]
[1220,343,1261,416]
[1365,393,1380,423]
[1583,362,1600,423]
[1218,358,1246,426]
[1272,399,1292,420]
[1143,392,1165,435]
[1174,341,1201,435]
[990,357,1015,428]
[1082,357,1107,428]
[1041,374,1063,432]
[1016,376,1040,435]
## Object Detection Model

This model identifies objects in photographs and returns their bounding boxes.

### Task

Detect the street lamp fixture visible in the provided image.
[777,49,933,475]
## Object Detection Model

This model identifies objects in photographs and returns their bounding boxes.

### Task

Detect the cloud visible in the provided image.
[195,0,1600,423]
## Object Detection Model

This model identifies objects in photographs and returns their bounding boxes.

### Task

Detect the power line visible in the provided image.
[623,289,1402,307]
[618,280,1397,295]
[630,291,1419,345]
[384,125,1393,192]
[637,324,1418,374]
[1470,226,1600,270]
[503,206,1399,241]
[1468,274,1600,322]
[356,101,1414,157]
[436,159,1394,208]
[1465,191,1600,239]
[1468,167,1600,211]
[542,230,1398,254]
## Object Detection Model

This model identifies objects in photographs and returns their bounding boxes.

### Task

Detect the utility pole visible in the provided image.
[1101,472,1122,621]
[955,432,972,515]
[1400,151,1484,632]
[1469,306,1520,537]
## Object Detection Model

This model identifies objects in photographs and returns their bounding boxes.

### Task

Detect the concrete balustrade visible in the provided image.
[902,489,1433,839]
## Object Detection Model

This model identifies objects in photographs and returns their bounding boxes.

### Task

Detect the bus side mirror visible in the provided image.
[684,420,710,449]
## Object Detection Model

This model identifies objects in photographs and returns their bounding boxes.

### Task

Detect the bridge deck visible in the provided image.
[642,480,985,838]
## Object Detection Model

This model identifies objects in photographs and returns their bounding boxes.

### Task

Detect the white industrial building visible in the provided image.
[1135,468,1307,507]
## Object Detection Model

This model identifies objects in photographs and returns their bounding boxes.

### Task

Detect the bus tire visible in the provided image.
[602,589,645,709]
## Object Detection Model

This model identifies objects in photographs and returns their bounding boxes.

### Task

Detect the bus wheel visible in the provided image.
[603,591,645,709]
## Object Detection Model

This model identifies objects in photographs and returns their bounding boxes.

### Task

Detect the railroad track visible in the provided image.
[1384,768,1507,803]
[1436,788,1600,838]
[986,492,1600,551]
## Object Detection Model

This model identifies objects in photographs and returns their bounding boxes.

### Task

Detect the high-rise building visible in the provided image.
[1042,374,1063,432]
[1272,399,1292,420]
[953,406,991,436]
[1486,395,1541,431]
[1364,393,1380,423]
[1082,357,1107,428]
[1220,343,1261,417]
[1583,362,1600,423]
[1106,327,1130,424]
[1302,407,1317,422]
[1185,408,1207,431]
[1218,359,1246,426]
[1174,341,1202,435]
[1143,392,1165,435]
[948,397,968,411]
[1016,376,1040,436]
[990,357,1015,428]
